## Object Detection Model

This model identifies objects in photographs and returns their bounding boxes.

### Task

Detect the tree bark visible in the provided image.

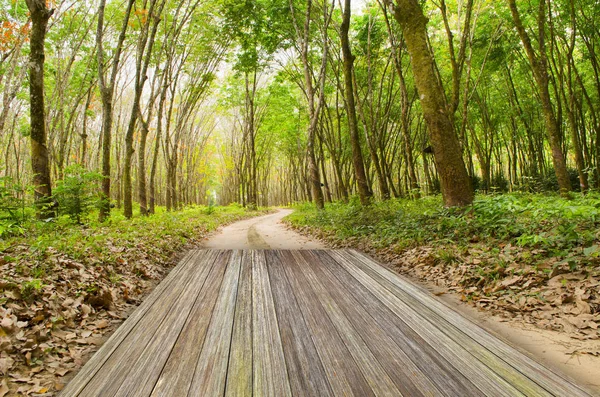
[97,0,134,221]
[124,0,163,218]
[341,0,372,205]
[25,0,54,219]
[508,0,571,194]
[289,0,331,209]
[387,0,473,206]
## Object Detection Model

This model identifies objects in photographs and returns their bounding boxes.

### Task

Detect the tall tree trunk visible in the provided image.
[124,1,162,218]
[508,0,571,194]
[80,87,92,166]
[25,0,54,219]
[244,71,258,209]
[341,0,372,205]
[290,0,331,209]
[149,75,168,215]
[387,0,474,206]
[97,0,134,221]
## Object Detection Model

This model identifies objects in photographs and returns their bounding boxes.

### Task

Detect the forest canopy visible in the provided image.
[1,0,599,223]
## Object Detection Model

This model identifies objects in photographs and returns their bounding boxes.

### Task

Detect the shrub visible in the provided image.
[54,164,103,223]
[0,176,29,237]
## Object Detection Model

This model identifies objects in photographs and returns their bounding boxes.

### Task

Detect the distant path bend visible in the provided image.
[202,208,324,250]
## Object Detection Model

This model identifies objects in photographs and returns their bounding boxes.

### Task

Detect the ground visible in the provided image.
[202,208,600,394]
[202,209,323,250]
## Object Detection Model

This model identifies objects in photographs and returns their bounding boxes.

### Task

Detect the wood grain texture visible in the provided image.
[113,250,222,397]
[283,250,393,397]
[59,250,200,397]
[297,250,441,397]
[150,250,230,396]
[265,250,333,397]
[251,250,292,397]
[316,250,484,397]
[188,250,242,396]
[225,251,253,397]
[80,250,219,397]
[61,249,592,397]
[343,249,589,397]
[329,250,522,396]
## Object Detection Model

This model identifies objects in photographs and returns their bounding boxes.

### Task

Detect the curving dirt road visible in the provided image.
[201,209,324,250]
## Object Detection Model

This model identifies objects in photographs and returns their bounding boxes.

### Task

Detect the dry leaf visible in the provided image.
[0,379,8,397]
[96,320,109,329]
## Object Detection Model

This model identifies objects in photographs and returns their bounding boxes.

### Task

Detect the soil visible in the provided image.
[202,209,324,250]
[203,208,600,394]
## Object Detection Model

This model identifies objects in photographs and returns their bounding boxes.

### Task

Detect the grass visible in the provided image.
[1,204,268,297]
[286,192,600,271]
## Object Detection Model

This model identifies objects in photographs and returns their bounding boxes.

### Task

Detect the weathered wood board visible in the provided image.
[60,249,591,397]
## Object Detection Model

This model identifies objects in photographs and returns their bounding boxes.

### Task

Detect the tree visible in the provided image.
[340,0,372,205]
[289,0,335,210]
[96,0,135,221]
[507,0,571,195]
[25,0,54,218]
[385,0,474,206]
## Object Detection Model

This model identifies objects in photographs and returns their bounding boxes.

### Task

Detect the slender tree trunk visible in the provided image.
[138,121,149,215]
[149,77,168,215]
[97,0,134,221]
[124,0,162,218]
[508,0,571,194]
[290,0,330,209]
[25,0,55,219]
[387,0,473,206]
[80,88,92,166]
[341,0,372,205]
[244,71,258,209]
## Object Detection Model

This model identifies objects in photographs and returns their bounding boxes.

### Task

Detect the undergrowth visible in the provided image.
[1,204,265,268]
[287,193,600,268]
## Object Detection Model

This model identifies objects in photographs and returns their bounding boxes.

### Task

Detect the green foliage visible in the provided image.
[53,165,104,223]
[0,176,29,237]
[517,168,582,193]
[288,193,600,256]
[21,279,44,301]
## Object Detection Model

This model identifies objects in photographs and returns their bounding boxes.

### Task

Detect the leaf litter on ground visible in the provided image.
[0,205,266,395]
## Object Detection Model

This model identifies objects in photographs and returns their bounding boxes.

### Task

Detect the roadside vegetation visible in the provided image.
[0,202,266,395]
[287,193,600,347]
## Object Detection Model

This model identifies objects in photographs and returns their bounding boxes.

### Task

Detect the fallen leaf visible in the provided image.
[96,319,109,329]
[56,368,70,377]
[0,379,8,397]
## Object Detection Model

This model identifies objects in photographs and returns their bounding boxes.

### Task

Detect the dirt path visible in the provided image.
[201,209,324,250]
[202,209,599,393]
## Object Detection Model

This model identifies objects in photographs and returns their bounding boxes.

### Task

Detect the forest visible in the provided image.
[1,0,600,394]
[0,0,599,219]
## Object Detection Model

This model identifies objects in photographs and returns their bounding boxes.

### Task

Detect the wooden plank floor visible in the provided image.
[60,250,591,397]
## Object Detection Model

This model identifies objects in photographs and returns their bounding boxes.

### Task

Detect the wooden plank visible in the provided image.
[295,251,440,396]
[252,250,292,397]
[265,250,333,396]
[280,250,389,396]
[313,250,485,396]
[329,250,530,396]
[59,250,203,397]
[77,250,220,396]
[187,250,242,396]
[114,250,230,397]
[150,251,231,396]
[342,249,591,397]
[225,251,253,397]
